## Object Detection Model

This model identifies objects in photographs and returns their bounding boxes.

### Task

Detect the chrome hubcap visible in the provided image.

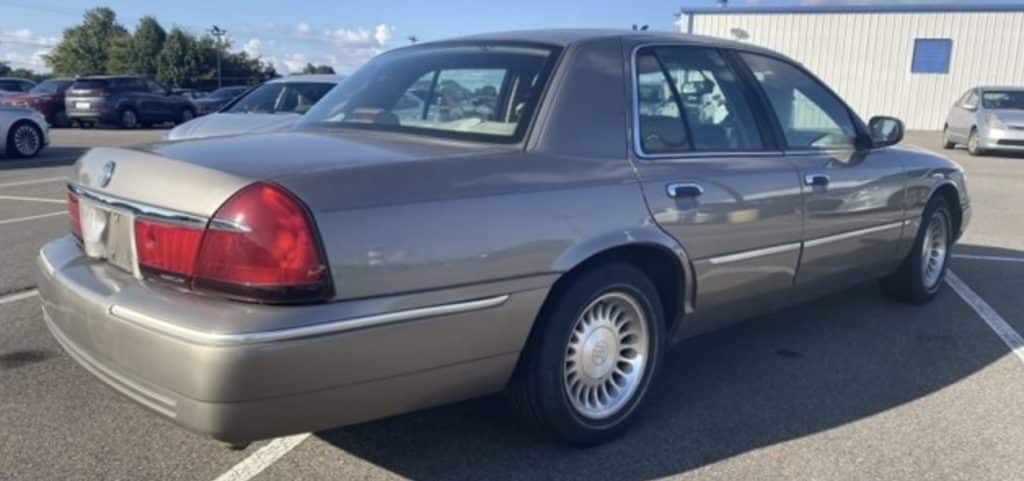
[969,134,978,152]
[123,110,137,127]
[921,212,949,289]
[564,291,649,420]
[13,125,39,156]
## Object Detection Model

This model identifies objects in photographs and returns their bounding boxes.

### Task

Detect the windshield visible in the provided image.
[982,91,1024,110]
[299,43,560,143]
[208,87,246,100]
[226,82,334,114]
[31,79,72,94]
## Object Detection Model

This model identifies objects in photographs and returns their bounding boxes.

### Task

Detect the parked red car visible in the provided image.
[1,78,75,127]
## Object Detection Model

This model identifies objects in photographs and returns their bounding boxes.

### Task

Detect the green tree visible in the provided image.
[156,27,202,87]
[127,17,166,76]
[300,63,335,75]
[44,7,129,75]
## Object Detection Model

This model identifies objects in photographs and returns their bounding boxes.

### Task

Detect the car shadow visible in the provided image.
[0,146,84,170]
[314,244,1018,480]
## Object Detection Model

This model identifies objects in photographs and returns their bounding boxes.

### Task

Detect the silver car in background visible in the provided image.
[944,86,1024,156]
[39,30,969,447]
[1,105,48,158]
[165,75,342,141]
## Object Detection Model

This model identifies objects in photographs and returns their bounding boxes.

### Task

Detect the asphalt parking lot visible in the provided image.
[1,129,1022,481]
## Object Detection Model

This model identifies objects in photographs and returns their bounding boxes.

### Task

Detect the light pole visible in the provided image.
[209,25,227,88]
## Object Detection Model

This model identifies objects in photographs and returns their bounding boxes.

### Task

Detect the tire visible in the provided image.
[941,126,955,149]
[881,196,953,303]
[78,121,94,129]
[178,108,195,125]
[509,262,665,445]
[5,121,43,158]
[967,128,985,156]
[119,108,139,129]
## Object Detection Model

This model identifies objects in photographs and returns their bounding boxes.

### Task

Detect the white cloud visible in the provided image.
[0,28,56,71]
[230,22,397,75]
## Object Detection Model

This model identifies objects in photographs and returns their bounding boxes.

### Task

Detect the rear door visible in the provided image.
[142,80,173,120]
[630,45,804,334]
[737,52,907,289]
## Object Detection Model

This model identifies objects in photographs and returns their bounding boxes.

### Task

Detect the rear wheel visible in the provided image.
[967,128,986,156]
[881,196,953,303]
[119,108,139,129]
[509,263,664,445]
[52,109,71,128]
[941,126,956,149]
[5,121,43,158]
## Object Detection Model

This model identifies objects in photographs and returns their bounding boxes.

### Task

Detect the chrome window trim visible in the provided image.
[68,183,207,227]
[628,42,782,161]
[804,221,905,248]
[109,294,511,347]
[706,242,801,265]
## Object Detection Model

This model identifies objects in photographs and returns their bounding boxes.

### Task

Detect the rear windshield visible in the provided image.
[982,91,1024,110]
[226,82,335,114]
[299,43,560,143]
[31,79,72,94]
[70,79,112,89]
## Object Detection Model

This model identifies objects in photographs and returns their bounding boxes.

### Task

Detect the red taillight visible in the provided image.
[67,192,82,240]
[193,182,331,302]
[134,218,204,279]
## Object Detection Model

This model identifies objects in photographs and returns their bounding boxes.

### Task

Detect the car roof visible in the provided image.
[267,74,346,84]
[409,28,791,62]
[0,77,34,82]
[977,86,1024,92]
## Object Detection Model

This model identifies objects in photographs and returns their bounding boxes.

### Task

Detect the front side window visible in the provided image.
[981,91,1024,110]
[227,82,335,115]
[635,46,764,155]
[741,53,859,150]
[300,43,559,142]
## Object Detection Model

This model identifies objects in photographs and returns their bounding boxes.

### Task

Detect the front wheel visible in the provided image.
[967,129,986,156]
[881,196,953,303]
[119,108,139,129]
[509,263,664,445]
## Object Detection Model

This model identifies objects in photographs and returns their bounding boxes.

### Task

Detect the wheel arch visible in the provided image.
[930,182,963,237]
[545,228,696,343]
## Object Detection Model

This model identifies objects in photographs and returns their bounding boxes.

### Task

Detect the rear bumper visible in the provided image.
[36,236,546,442]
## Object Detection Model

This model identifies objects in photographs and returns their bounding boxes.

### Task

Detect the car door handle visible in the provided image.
[804,174,830,187]
[666,182,704,198]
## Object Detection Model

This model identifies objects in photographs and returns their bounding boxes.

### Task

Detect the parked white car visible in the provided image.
[165,75,342,141]
[1,105,48,158]
[943,86,1024,156]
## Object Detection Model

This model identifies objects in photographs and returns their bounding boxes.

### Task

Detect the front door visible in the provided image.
[738,52,908,289]
[630,45,804,336]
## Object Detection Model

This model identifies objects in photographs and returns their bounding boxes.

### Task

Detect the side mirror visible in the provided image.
[868,116,904,148]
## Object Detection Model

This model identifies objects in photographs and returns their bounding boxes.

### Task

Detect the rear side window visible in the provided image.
[71,79,111,90]
[635,46,764,155]
[740,53,859,150]
[227,82,334,114]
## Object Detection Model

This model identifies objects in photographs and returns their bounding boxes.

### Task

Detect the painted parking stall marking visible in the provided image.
[0,211,66,225]
[953,254,1024,263]
[0,195,65,204]
[0,289,38,306]
[212,434,311,481]
[947,271,1024,364]
[0,177,67,189]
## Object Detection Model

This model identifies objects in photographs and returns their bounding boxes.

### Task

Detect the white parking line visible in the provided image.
[947,271,1024,364]
[0,177,66,189]
[953,254,1024,263]
[0,289,38,305]
[0,195,65,204]
[212,433,311,481]
[0,211,66,225]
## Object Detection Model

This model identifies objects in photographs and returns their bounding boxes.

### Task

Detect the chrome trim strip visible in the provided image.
[707,242,801,265]
[804,221,904,248]
[68,183,208,227]
[109,295,511,347]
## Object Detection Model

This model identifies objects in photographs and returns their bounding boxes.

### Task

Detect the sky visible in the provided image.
[2,0,1023,75]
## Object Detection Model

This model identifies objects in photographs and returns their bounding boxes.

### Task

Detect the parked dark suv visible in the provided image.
[65,76,197,128]
[1,78,75,127]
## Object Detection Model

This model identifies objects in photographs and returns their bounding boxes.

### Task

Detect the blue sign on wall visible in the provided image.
[912,38,953,74]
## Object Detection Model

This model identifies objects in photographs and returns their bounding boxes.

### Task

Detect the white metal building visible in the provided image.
[676,3,1024,130]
